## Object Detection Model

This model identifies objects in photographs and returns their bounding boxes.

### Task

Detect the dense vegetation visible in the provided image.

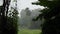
[0,0,18,34]
[32,0,60,34]
[0,0,60,34]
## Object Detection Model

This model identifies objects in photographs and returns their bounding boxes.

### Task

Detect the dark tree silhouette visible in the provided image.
[0,0,11,34]
[0,0,18,34]
[32,0,60,34]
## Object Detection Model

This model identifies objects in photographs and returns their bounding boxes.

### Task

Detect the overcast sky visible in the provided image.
[17,0,44,10]
[0,0,3,6]
[11,0,44,17]
[11,0,44,11]
[0,0,44,17]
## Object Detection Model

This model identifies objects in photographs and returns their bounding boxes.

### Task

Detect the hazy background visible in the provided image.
[10,0,44,17]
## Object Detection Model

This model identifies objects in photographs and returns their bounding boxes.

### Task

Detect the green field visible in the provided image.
[18,29,41,34]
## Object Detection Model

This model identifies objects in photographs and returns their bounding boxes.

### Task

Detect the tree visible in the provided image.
[32,0,60,34]
[25,8,31,16]
[7,7,19,34]
[0,0,18,34]
[0,0,11,34]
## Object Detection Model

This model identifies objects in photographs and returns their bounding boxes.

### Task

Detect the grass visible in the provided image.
[18,29,41,34]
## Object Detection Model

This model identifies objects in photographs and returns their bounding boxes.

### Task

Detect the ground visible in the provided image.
[18,29,41,34]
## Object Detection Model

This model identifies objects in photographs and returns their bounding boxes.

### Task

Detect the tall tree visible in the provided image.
[0,0,18,34]
[8,7,19,34]
[0,0,11,34]
[32,0,60,34]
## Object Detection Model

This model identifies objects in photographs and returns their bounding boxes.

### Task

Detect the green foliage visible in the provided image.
[8,7,19,34]
[0,0,18,34]
[32,0,60,34]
